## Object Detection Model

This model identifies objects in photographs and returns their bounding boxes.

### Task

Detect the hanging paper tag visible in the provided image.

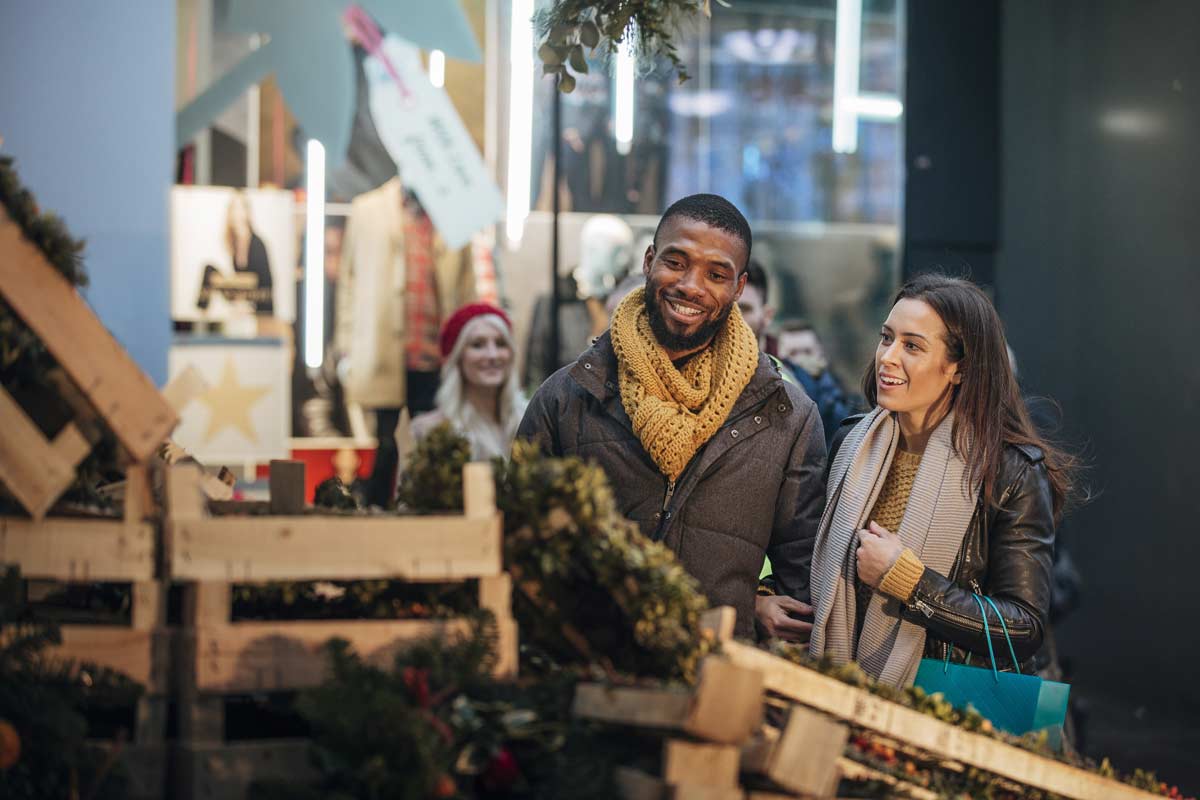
[365,35,502,249]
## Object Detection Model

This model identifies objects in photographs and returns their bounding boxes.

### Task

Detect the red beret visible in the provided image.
[439,303,512,358]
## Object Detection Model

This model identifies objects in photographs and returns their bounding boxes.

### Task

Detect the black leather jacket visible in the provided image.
[829,416,1056,673]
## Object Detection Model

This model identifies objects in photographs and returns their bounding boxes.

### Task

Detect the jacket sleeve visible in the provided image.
[901,459,1055,662]
[766,401,827,605]
[514,373,565,457]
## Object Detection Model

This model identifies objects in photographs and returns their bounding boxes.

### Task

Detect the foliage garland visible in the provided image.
[534,0,724,92]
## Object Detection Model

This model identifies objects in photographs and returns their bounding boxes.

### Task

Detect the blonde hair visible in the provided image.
[435,314,527,460]
[223,190,253,260]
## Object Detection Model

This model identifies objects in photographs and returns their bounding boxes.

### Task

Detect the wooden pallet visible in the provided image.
[166,460,517,800]
[721,640,1160,800]
[0,207,177,518]
[0,474,170,799]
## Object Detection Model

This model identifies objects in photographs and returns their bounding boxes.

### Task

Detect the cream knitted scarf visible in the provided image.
[610,287,759,481]
[809,407,979,686]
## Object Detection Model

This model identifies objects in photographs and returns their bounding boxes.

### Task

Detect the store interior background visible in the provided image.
[1,0,1197,786]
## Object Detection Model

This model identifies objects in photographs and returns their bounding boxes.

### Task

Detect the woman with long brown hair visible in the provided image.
[808,273,1074,686]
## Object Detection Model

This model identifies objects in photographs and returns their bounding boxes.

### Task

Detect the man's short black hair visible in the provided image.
[744,260,768,296]
[653,193,753,272]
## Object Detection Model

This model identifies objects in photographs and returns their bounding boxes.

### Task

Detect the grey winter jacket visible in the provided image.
[516,332,828,639]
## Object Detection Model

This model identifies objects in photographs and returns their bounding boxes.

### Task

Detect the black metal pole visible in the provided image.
[547,81,562,381]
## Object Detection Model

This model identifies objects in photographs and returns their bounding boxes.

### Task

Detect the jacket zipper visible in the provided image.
[662,478,676,512]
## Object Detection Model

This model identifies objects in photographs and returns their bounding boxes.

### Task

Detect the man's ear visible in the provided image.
[733,270,748,299]
[764,306,776,328]
[642,244,655,277]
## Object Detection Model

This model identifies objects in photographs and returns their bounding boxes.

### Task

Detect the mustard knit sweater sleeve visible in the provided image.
[866,450,927,603]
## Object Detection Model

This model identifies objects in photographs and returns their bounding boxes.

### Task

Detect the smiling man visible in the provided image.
[517,194,827,641]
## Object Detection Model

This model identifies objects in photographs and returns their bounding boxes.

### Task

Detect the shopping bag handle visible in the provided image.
[940,594,1022,679]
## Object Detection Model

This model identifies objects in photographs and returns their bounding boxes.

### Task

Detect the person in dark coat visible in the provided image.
[517,194,827,641]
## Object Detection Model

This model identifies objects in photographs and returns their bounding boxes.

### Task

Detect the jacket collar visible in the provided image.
[569,330,791,423]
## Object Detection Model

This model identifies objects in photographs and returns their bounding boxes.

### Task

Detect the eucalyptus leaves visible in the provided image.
[535,0,723,92]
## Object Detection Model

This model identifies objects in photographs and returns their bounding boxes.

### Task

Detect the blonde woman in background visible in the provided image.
[408,303,527,460]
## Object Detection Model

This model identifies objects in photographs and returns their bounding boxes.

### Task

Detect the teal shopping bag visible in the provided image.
[913,595,1070,747]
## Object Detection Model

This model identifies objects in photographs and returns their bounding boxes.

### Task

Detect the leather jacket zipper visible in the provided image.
[662,478,676,512]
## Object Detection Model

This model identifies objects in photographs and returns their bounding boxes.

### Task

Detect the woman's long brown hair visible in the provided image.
[860,274,1077,519]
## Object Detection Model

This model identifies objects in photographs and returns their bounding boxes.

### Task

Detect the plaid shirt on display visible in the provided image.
[402,203,442,372]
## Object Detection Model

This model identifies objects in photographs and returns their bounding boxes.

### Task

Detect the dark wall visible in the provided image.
[904,0,1000,284]
[998,0,1200,781]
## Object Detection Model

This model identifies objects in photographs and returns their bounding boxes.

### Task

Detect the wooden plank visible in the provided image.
[167,512,502,581]
[123,463,151,524]
[50,625,169,692]
[162,364,208,412]
[662,740,740,788]
[193,618,474,692]
[463,461,495,518]
[0,518,155,581]
[722,641,1159,800]
[165,463,205,521]
[268,459,305,514]
[836,757,939,800]
[479,574,518,678]
[740,705,846,797]
[131,581,166,631]
[0,206,178,462]
[615,767,746,800]
[175,739,316,800]
[0,384,82,519]
[51,421,90,466]
[574,656,764,744]
[699,605,736,644]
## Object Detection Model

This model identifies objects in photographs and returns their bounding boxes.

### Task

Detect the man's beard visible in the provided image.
[644,282,732,353]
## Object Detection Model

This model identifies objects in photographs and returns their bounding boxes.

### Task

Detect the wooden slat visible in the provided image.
[722,641,1159,800]
[574,656,764,744]
[0,207,178,462]
[479,574,518,678]
[0,518,155,580]
[192,618,475,692]
[463,461,495,519]
[836,757,939,800]
[739,705,846,797]
[0,385,82,519]
[167,512,502,581]
[614,767,746,800]
[662,740,740,788]
[50,625,169,692]
[699,605,736,644]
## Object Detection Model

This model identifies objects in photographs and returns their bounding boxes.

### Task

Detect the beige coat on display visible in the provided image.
[335,177,476,409]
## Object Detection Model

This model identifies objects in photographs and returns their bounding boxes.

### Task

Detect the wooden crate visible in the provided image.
[573,655,765,746]
[721,640,1161,800]
[165,460,517,800]
[0,207,177,518]
[1,474,170,799]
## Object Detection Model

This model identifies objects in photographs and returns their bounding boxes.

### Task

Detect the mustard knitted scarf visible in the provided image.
[610,287,760,481]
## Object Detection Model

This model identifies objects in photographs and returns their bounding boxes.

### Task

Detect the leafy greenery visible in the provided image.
[0,156,87,287]
[248,613,631,800]
[496,440,713,682]
[395,422,473,513]
[534,0,720,92]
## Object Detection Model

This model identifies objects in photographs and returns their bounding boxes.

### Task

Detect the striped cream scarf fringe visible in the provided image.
[809,407,979,686]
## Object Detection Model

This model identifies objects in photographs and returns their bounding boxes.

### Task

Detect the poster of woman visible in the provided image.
[170,186,296,322]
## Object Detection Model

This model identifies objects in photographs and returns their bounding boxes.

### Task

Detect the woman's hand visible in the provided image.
[856,521,904,588]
